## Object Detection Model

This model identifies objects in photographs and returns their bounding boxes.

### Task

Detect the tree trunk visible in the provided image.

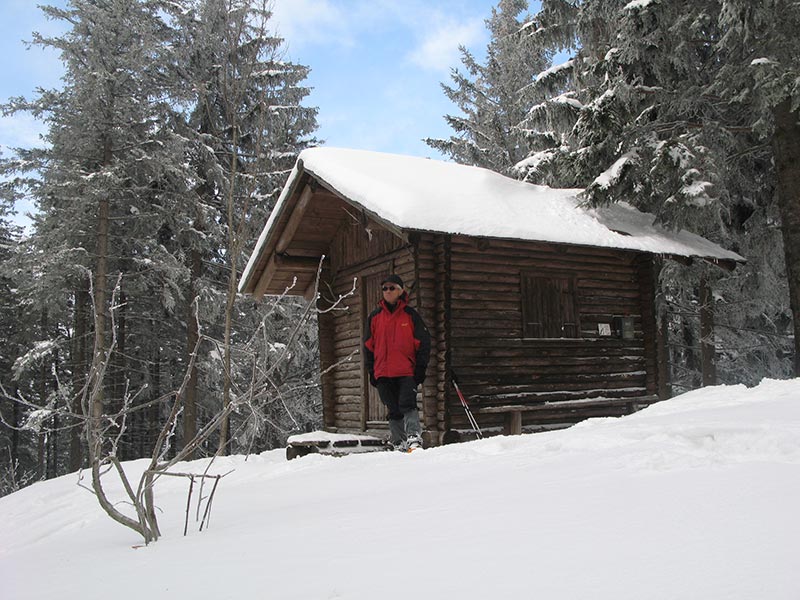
[115,288,127,457]
[149,318,162,455]
[183,210,204,457]
[772,99,800,376]
[93,192,109,421]
[218,126,241,456]
[218,274,235,456]
[699,275,717,386]
[70,281,89,471]
[37,309,48,479]
[11,381,19,465]
[49,414,58,479]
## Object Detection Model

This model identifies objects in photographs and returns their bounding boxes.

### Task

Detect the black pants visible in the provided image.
[376,376,417,420]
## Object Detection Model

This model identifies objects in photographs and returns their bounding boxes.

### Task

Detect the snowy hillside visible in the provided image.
[2,379,799,600]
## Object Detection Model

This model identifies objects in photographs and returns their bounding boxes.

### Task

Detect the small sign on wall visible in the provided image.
[599,317,635,339]
[612,316,636,340]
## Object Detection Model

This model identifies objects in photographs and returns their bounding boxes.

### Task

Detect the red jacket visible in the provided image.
[364,294,430,380]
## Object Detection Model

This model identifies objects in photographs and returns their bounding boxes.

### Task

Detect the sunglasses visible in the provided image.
[382,285,399,292]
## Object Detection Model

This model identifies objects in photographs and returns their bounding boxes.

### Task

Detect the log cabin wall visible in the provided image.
[447,235,657,432]
[636,254,662,398]
[410,233,441,444]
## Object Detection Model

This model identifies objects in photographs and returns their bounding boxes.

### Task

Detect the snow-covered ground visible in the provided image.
[2,379,799,600]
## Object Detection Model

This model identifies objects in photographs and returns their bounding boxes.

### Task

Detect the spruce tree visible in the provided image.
[171,0,319,454]
[425,0,548,175]
[432,0,797,384]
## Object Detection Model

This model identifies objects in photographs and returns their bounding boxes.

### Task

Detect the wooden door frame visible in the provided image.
[359,266,390,430]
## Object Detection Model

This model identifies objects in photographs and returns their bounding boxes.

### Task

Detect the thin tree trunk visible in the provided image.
[92,134,113,423]
[699,275,717,386]
[218,273,236,456]
[116,289,127,458]
[70,281,89,471]
[184,255,200,455]
[218,125,240,456]
[184,210,204,457]
[86,134,113,521]
[11,381,19,465]
[773,99,800,376]
[150,318,162,453]
[38,308,47,479]
[49,414,58,479]
[93,192,109,423]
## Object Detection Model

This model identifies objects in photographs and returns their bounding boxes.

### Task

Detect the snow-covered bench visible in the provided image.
[286,431,387,460]
[475,395,660,435]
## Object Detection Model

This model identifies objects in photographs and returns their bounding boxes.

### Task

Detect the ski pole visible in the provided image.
[452,373,483,439]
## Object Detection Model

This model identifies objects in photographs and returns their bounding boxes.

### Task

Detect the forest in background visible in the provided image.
[0,0,322,501]
[427,0,797,387]
[1,0,798,500]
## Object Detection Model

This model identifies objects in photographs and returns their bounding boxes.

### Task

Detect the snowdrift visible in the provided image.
[2,379,799,600]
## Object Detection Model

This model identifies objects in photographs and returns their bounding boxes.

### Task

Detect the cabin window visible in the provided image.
[521,273,579,338]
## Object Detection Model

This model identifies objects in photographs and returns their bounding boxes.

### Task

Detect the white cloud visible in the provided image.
[407,17,487,72]
[271,0,356,50]
[0,113,47,153]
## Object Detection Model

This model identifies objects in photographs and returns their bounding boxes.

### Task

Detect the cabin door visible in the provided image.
[362,270,389,430]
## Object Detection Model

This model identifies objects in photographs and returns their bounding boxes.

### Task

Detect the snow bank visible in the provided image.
[2,379,799,600]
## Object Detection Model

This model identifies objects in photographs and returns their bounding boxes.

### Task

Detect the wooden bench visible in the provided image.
[474,395,660,435]
[285,432,387,460]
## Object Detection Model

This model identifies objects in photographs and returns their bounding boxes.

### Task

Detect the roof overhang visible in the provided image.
[240,148,745,298]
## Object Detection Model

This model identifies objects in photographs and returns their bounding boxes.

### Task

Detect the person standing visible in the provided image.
[364,274,431,450]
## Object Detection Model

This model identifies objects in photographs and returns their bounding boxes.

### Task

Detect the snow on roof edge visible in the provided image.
[240,147,744,293]
[239,160,304,292]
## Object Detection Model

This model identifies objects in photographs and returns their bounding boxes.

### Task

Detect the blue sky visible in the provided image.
[0,0,510,162]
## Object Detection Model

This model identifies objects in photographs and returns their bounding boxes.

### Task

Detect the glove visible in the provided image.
[413,365,426,385]
[369,372,378,387]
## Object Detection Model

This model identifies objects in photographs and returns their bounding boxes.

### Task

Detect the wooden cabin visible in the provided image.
[239,148,743,446]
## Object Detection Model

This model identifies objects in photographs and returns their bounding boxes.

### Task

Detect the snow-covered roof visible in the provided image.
[241,147,743,293]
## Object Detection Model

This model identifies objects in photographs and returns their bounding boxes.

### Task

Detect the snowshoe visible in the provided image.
[386,439,407,452]
[406,435,422,452]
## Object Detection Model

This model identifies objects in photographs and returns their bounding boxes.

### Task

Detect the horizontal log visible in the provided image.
[450,255,638,277]
[451,309,521,322]
[454,383,648,400]
[449,370,647,386]
[334,419,363,430]
[449,356,646,370]
[453,343,644,358]
[578,300,640,313]
[331,382,362,393]
[450,236,639,262]
[464,386,650,403]
[450,326,524,338]
[334,395,364,405]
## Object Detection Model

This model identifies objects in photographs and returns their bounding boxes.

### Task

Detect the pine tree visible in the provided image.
[713,0,800,375]
[425,0,548,175]
[1,0,196,480]
[515,0,797,382]
[431,0,796,384]
[171,0,319,454]
[0,0,321,502]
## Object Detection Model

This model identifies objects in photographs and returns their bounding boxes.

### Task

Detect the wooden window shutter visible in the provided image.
[521,273,579,338]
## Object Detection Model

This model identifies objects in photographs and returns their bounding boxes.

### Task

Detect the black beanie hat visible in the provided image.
[381,274,404,288]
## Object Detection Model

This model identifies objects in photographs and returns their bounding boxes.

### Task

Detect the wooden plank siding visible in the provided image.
[446,235,656,432]
[318,217,660,441]
[412,233,441,443]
